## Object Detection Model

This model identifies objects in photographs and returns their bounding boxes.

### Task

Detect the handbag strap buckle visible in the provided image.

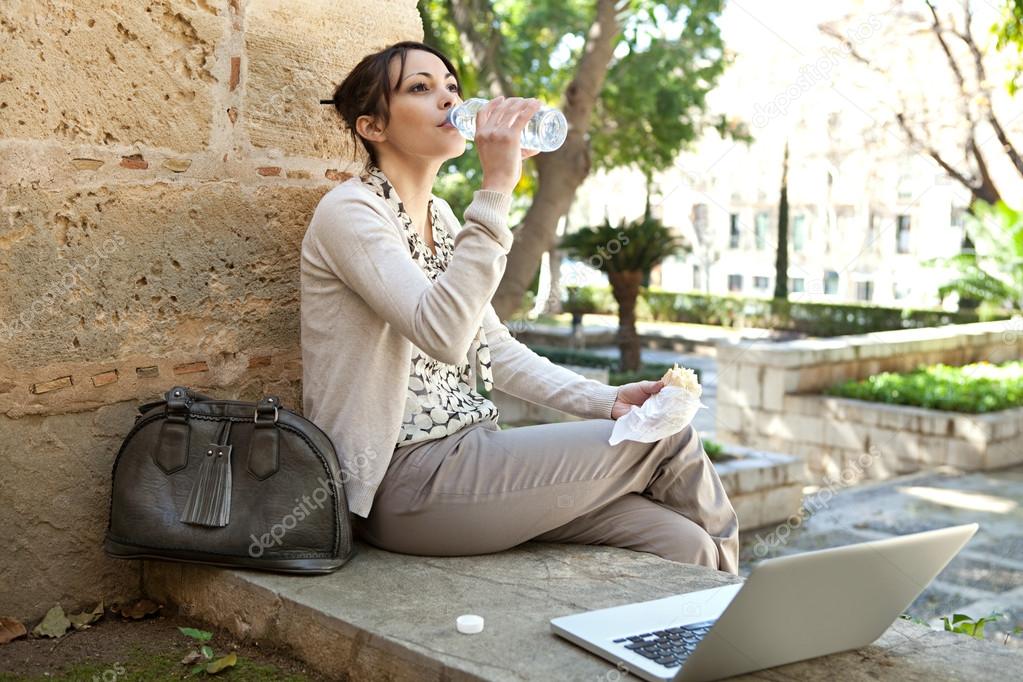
[253,395,280,425]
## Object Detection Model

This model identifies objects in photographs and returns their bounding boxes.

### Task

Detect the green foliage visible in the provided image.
[178,627,213,641]
[827,361,1023,414]
[636,289,1008,336]
[929,199,1023,312]
[559,214,688,275]
[702,437,724,461]
[590,2,744,177]
[540,284,1011,335]
[941,612,1002,639]
[992,0,1023,94]
[563,284,614,315]
[418,0,731,212]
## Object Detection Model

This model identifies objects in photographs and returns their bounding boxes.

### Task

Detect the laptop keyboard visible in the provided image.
[612,620,715,668]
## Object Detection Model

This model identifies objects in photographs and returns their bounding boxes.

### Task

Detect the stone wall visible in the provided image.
[0,0,422,621]
[715,320,1023,482]
[713,446,804,532]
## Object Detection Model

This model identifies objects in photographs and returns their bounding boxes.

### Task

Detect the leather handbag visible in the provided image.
[104,385,356,573]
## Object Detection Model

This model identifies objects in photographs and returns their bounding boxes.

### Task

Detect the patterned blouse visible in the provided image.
[359,166,500,449]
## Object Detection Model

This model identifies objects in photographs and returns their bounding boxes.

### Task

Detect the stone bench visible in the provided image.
[143,541,1023,681]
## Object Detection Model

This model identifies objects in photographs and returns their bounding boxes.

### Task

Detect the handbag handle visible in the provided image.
[137,386,285,416]
[151,387,283,480]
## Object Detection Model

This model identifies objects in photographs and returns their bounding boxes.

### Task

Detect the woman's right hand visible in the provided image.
[475,96,544,196]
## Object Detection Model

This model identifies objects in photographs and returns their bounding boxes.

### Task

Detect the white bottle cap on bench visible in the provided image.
[456,614,484,634]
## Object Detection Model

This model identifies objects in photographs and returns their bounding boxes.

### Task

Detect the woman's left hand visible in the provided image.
[521,148,540,158]
[611,380,664,420]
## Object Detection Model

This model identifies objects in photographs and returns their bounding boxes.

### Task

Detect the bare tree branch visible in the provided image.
[894,111,977,191]
[560,0,623,131]
[924,0,975,128]
[821,3,1011,205]
[953,0,1023,177]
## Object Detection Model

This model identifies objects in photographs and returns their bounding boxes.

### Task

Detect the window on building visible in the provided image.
[893,282,910,300]
[789,277,805,293]
[729,213,741,249]
[824,270,839,295]
[791,214,806,252]
[754,211,769,250]
[753,276,770,290]
[896,214,911,253]
[692,203,708,241]
[728,274,743,292]
[692,264,701,290]
[856,281,874,301]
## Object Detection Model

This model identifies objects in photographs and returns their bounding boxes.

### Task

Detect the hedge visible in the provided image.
[572,286,1010,337]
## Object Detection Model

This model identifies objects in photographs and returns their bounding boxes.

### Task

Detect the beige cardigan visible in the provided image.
[300,177,621,518]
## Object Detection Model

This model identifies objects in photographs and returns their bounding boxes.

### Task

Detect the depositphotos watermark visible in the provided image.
[0,232,127,341]
[751,14,883,129]
[750,446,881,558]
[248,446,379,557]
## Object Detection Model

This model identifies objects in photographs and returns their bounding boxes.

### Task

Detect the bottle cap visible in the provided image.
[456,614,484,634]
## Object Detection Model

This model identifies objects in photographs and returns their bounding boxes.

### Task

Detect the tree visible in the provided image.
[559,212,688,371]
[931,200,1023,312]
[773,140,790,301]
[819,0,1023,209]
[992,0,1023,95]
[419,0,733,319]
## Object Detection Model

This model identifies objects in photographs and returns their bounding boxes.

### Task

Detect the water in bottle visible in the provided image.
[447,98,568,152]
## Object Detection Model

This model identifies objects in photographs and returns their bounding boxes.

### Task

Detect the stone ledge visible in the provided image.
[142,541,1023,681]
[716,319,1018,368]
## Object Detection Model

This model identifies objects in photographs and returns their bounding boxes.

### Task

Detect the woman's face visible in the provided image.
[366,50,466,163]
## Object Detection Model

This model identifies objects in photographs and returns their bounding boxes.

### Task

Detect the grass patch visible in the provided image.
[702,437,726,462]
[826,360,1023,414]
[0,645,315,681]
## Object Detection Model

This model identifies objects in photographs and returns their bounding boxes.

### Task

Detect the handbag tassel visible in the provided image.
[180,422,233,528]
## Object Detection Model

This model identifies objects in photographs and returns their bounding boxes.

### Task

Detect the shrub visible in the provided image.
[826,360,1023,413]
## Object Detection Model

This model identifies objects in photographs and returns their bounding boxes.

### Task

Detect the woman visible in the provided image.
[302,41,739,573]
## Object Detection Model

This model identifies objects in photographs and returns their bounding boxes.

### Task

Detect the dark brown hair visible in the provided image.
[322,41,462,168]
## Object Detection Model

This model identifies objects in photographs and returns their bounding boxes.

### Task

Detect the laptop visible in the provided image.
[550,523,978,682]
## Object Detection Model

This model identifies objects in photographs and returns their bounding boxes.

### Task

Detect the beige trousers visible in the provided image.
[351,417,739,574]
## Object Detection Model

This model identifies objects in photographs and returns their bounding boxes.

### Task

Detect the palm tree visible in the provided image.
[931,199,1023,312]
[559,210,688,371]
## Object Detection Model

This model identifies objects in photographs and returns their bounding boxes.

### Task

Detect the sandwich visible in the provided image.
[660,362,702,398]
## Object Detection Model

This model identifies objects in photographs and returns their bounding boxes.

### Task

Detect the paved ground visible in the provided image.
[582,340,1023,649]
[737,465,1023,647]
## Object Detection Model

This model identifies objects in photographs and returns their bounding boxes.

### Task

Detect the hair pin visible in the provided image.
[319,99,334,104]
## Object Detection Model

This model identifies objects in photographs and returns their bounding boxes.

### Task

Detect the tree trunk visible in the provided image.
[491,0,623,320]
[542,248,564,315]
[773,140,790,300]
[609,270,644,372]
[493,149,590,317]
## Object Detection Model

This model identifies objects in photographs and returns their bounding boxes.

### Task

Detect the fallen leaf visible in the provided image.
[177,626,213,641]
[31,605,70,639]
[180,650,203,666]
[0,618,27,645]
[201,645,214,659]
[206,652,237,674]
[68,602,104,631]
[111,599,163,620]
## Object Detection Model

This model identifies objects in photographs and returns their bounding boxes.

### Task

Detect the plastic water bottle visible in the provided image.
[447,98,568,152]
